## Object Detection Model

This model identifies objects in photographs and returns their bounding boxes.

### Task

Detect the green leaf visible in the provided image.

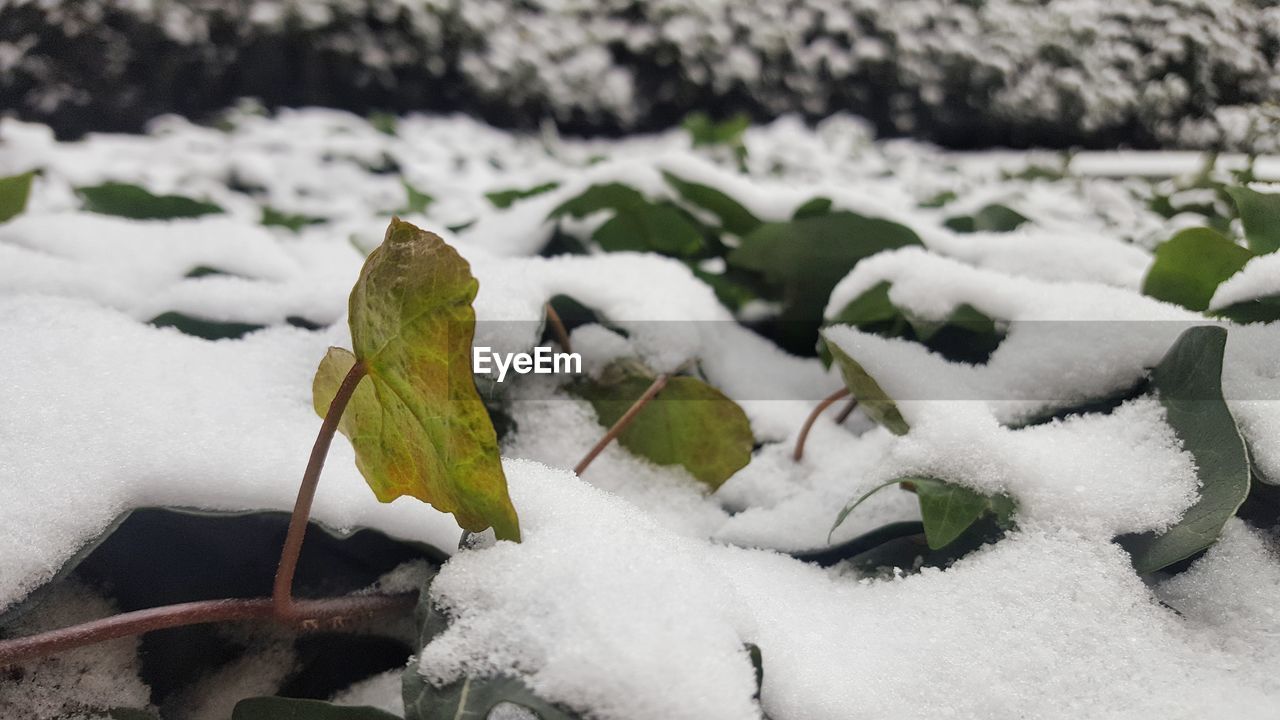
[682,112,750,147]
[913,478,993,550]
[1214,294,1280,324]
[232,697,400,720]
[1142,227,1253,311]
[486,181,559,209]
[313,219,520,541]
[823,334,910,435]
[571,361,754,489]
[943,204,1029,233]
[550,183,646,219]
[1226,186,1280,254]
[919,190,957,209]
[1121,326,1251,574]
[729,212,922,352]
[149,312,264,340]
[792,197,833,219]
[662,171,761,235]
[398,180,434,215]
[77,182,224,220]
[263,206,326,232]
[551,183,705,257]
[0,171,34,222]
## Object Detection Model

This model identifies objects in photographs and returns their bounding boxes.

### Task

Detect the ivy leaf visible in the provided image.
[486,181,559,209]
[662,171,761,235]
[313,219,519,541]
[398,180,434,215]
[830,477,1015,550]
[1214,294,1280,324]
[77,182,224,220]
[262,206,325,232]
[823,335,910,435]
[826,281,1003,365]
[944,204,1029,233]
[1120,326,1250,574]
[551,183,704,256]
[571,361,754,489]
[1225,186,1280,254]
[149,312,264,340]
[682,112,750,147]
[729,212,922,353]
[232,697,399,719]
[0,171,34,222]
[792,197,833,219]
[1142,227,1253,311]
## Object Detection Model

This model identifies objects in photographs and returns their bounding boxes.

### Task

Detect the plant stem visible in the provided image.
[0,593,415,666]
[833,397,858,425]
[793,388,853,462]
[274,359,368,619]
[574,373,670,476]
[544,303,572,354]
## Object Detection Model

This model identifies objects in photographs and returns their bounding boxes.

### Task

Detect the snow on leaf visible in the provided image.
[313,219,520,541]
[1225,186,1280,255]
[823,337,909,435]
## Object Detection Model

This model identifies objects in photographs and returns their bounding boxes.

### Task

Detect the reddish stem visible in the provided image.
[545,303,572,355]
[793,388,853,462]
[274,359,368,618]
[574,373,670,476]
[833,397,859,424]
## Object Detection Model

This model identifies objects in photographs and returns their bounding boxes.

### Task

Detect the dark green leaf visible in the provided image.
[792,197,833,219]
[149,312,264,340]
[594,202,705,256]
[1214,294,1280,324]
[913,478,993,550]
[571,361,754,489]
[1226,186,1280,254]
[0,171,34,222]
[263,206,326,232]
[550,183,646,219]
[232,697,399,720]
[487,182,559,209]
[1120,326,1251,574]
[824,338,910,435]
[77,182,223,220]
[944,204,1029,233]
[663,171,761,235]
[919,191,957,209]
[1142,227,1253,311]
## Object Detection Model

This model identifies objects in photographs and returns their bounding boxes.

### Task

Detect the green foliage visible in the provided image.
[729,212,922,353]
[551,183,704,256]
[313,219,520,541]
[1120,326,1251,574]
[791,197,833,219]
[487,181,559,209]
[77,182,224,219]
[663,171,761,235]
[149,312,264,340]
[823,338,910,435]
[1214,294,1280,324]
[1142,228,1253,311]
[943,203,1029,233]
[398,180,434,215]
[0,171,34,222]
[232,697,399,719]
[831,477,1015,551]
[263,206,326,232]
[572,361,754,489]
[683,112,749,148]
[826,281,1004,364]
[1225,186,1280,254]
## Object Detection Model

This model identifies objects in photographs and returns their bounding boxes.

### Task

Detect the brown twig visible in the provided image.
[274,359,368,618]
[0,593,415,666]
[793,388,853,462]
[833,397,858,425]
[544,303,572,354]
[574,373,670,476]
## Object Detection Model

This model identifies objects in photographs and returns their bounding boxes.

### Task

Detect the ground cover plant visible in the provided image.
[1,108,1280,718]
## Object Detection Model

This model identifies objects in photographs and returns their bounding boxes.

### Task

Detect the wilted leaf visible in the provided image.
[730,212,922,353]
[487,181,559,209]
[1142,227,1253,311]
[944,204,1029,233]
[78,182,223,220]
[663,171,761,235]
[572,362,754,489]
[1226,186,1280,254]
[1120,326,1250,574]
[313,219,519,541]
[232,697,399,720]
[0,171,34,222]
[823,337,909,435]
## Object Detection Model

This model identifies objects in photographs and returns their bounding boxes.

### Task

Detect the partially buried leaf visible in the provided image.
[551,183,704,256]
[792,197,833,219]
[1120,326,1250,574]
[262,206,325,232]
[944,204,1029,233]
[571,361,754,489]
[828,476,1014,550]
[1214,294,1280,324]
[232,696,399,719]
[78,182,223,220]
[823,336,910,435]
[825,281,1003,365]
[1226,186,1280,254]
[663,171,761,235]
[0,171,34,222]
[313,219,519,541]
[1142,227,1253,311]
[487,181,559,209]
[149,312,264,340]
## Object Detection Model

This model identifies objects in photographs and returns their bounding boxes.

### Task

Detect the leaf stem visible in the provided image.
[793,388,853,462]
[574,373,670,476]
[274,359,368,618]
[0,593,415,666]
[544,303,572,354]
[833,397,858,425]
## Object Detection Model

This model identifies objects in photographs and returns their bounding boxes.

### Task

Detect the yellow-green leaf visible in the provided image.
[0,171,34,223]
[313,219,519,541]
[1142,227,1253,311]
[572,362,753,489]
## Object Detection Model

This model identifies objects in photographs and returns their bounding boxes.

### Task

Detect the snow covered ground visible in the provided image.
[1,108,1279,718]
